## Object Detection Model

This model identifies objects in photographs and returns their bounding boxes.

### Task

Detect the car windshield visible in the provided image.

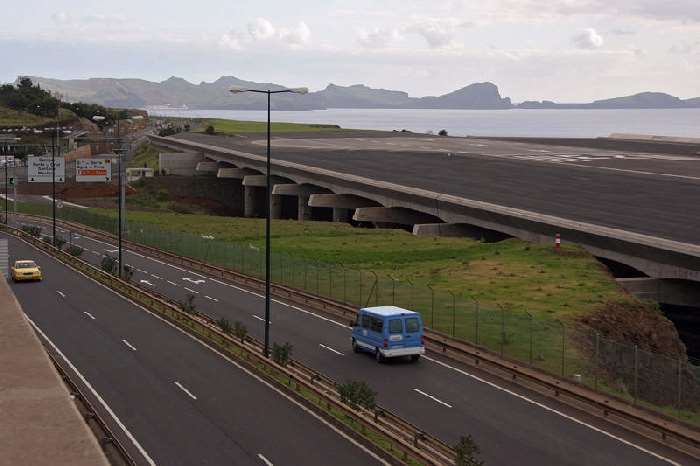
[16,262,37,269]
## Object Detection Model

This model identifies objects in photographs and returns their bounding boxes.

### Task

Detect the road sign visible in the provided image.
[57,200,64,209]
[76,158,112,182]
[28,156,64,183]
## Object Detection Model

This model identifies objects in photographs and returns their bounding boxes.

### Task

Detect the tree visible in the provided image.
[272,342,293,367]
[455,435,484,466]
[204,125,215,135]
[337,380,377,410]
[233,321,248,343]
[438,129,448,136]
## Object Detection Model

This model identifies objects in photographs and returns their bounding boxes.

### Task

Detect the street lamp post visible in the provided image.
[228,86,308,358]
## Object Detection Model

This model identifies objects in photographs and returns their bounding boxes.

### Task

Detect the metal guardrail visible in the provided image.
[3,222,455,466]
[10,214,700,460]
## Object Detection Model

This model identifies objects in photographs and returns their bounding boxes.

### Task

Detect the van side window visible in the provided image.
[370,317,383,333]
[361,314,370,329]
[389,319,403,334]
[405,318,420,333]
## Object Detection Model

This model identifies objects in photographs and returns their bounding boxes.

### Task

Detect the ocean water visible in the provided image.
[149,107,700,139]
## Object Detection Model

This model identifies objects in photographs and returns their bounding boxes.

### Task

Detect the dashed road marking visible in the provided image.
[258,453,273,466]
[139,280,154,287]
[252,315,268,323]
[319,343,343,356]
[174,381,197,400]
[167,280,178,286]
[122,339,137,351]
[413,388,452,408]
[204,295,219,302]
[83,312,96,320]
[150,274,162,280]
[184,287,199,294]
[56,291,66,298]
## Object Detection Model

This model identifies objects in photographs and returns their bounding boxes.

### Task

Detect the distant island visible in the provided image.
[25,75,700,111]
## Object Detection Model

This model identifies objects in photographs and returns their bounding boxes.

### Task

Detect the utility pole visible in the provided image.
[117,115,123,279]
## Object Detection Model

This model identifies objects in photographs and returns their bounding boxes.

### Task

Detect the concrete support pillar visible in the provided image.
[332,208,352,223]
[353,207,440,226]
[271,194,283,219]
[272,183,330,222]
[195,161,219,175]
[243,175,290,219]
[244,186,262,218]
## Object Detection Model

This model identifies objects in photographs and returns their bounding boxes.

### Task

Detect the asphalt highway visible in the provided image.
[175,132,700,245]
[16,219,697,466]
[4,232,381,466]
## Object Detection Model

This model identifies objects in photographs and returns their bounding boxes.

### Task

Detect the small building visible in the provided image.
[126,167,154,182]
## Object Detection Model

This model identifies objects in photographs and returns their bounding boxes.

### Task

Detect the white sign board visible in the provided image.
[28,156,64,183]
[76,159,112,182]
[0,156,15,167]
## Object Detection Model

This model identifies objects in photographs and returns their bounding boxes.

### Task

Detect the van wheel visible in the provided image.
[352,339,360,353]
[410,355,421,363]
[375,349,385,363]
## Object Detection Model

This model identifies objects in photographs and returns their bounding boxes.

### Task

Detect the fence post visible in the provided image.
[316,261,320,295]
[341,265,347,303]
[407,279,414,310]
[499,305,506,358]
[633,345,639,405]
[525,311,533,366]
[472,299,479,345]
[371,271,378,305]
[427,284,435,329]
[677,356,683,419]
[328,265,333,298]
[449,291,456,337]
[559,321,566,377]
[594,331,600,391]
[304,261,308,291]
[359,270,363,306]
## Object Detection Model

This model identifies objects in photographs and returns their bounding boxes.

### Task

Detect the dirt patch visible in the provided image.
[61,183,136,199]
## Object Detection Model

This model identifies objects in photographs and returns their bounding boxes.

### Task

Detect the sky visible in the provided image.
[0,0,698,102]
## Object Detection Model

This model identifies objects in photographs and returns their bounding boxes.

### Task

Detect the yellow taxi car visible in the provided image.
[11,260,43,282]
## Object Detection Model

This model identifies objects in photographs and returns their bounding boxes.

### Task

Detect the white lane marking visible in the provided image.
[26,318,156,466]
[204,295,219,302]
[167,280,178,286]
[40,195,88,209]
[150,274,162,280]
[290,305,349,329]
[56,291,66,298]
[83,312,96,320]
[91,251,101,256]
[106,249,118,253]
[422,355,680,465]
[413,388,452,408]
[258,453,274,466]
[252,315,268,323]
[272,299,289,307]
[184,287,199,294]
[661,173,700,181]
[15,246,386,466]
[174,381,197,400]
[182,277,205,285]
[319,344,343,356]
[139,280,154,287]
[122,339,137,351]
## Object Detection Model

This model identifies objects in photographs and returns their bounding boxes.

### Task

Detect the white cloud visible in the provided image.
[572,28,604,49]
[248,18,276,41]
[279,22,311,46]
[357,27,400,48]
[403,18,462,49]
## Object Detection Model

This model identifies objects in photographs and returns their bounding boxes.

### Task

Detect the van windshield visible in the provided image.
[389,319,403,334]
[405,317,420,333]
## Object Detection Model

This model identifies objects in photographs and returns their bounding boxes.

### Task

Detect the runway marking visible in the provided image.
[319,343,343,355]
[56,291,66,298]
[122,339,137,351]
[184,287,199,294]
[252,315,268,323]
[26,318,156,466]
[204,295,219,302]
[174,381,197,400]
[83,312,96,320]
[258,453,274,466]
[422,355,680,465]
[413,388,452,408]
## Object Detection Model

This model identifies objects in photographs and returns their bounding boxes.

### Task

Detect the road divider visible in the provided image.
[3,223,456,466]
[9,214,700,461]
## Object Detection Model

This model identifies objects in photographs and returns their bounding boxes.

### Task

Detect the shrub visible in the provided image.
[171,203,194,214]
[233,321,248,343]
[66,245,84,257]
[181,293,197,314]
[204,125,215,135]
[41,235,52,244]
[21,225,42,237]
[455,435,484,466]
[337,380,377,410]
[100,255,118,275]
[53,236,66,250]
[272,342,293,367]
[217,317,232,335]
[122,264,134,282]
[438,129,448,136]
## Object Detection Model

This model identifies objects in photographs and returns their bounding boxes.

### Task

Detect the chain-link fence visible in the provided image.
[16,201,700,425]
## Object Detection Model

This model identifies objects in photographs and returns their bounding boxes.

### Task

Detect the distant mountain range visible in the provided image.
[26,76,700,111]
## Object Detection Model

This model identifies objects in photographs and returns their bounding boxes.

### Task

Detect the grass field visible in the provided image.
[129,143,160,170]
[0,106,78,128]
[196,118,346,134]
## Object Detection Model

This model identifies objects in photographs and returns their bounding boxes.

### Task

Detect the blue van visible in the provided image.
[351,306,425,363]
